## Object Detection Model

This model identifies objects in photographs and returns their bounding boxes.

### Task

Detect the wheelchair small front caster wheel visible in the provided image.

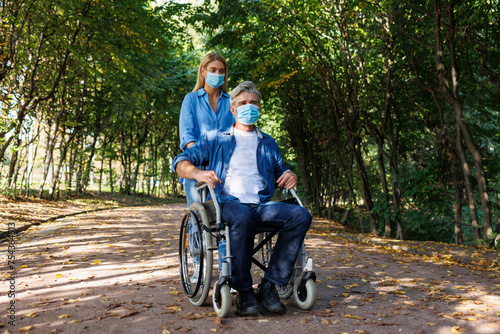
[293,276,317,310]
[213,282,232,317]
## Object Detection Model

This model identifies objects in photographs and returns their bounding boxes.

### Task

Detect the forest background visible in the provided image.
[1,0,499,248]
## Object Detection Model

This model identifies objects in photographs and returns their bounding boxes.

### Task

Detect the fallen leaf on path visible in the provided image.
[24,312,38,317]
[58,314,71,319]
[118,310,140,318]
[214,317,227,328]
[344,314,364,320]
[181,313,204,320]
[451,326,468,333]
[106,301,123,311]
[18,326,34,332]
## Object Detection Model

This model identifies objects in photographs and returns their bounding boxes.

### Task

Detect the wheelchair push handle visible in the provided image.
[275,184,304,208]
[194,181,222,226]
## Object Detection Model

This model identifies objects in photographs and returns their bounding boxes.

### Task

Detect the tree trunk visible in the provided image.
[377,142,392,237]
[451,154,463,245]
[37,120,56,199]
[351,136,378,235]
[109,157,114,194]
[340,190,353,226]
[99,148,105,194]
[81,133,98,194]
[25,125,40,197]
[433,0,491,240]
[455,126,480,243]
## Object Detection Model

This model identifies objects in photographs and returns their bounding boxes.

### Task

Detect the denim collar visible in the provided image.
[228,125,264,139]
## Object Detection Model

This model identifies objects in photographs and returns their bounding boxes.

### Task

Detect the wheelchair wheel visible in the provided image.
[293,276,317,310]
[179,202,213,306]
[212,282,232,318]
[257,232,273,269]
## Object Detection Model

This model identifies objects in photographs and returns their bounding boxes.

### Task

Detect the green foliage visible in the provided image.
[397,158,456,242]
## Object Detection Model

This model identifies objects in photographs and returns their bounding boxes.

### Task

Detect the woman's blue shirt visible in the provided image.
[179,88,234,151]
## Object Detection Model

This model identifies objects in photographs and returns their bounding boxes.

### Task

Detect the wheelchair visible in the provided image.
[178,182,317,317]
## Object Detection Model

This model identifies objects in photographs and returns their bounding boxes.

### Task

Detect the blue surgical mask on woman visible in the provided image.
[236,104,260,125]
[206,72,225,89]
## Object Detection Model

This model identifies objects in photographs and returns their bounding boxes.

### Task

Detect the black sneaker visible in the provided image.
[235,290,261,316]
[256,279,286,314]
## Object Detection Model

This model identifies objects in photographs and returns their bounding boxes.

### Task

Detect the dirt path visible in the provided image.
[1,204,499,334]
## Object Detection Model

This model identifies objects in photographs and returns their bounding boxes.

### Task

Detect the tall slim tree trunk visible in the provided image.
[351,136,378,235]
[109,157,114,194]
[433,0,491,240]
[38,121,56,199]
[376,142,392,237]
[388,154,403,240]
[81,134,98,194]
[451,154,463,245]
[455,126,480,243]
[99,149,105,194]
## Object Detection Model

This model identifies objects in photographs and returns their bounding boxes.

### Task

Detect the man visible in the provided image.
[172,81,312,316]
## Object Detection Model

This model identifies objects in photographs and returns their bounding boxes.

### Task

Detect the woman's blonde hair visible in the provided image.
[192,52,228,93]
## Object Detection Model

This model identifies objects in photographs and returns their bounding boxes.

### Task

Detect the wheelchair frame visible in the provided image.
[178,182,316,317]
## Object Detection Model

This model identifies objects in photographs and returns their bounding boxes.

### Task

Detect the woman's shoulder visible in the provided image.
[184,88,206,101]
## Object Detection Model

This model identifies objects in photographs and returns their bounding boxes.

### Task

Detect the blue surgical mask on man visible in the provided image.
[236,104,260,125]
[206,72,225,89]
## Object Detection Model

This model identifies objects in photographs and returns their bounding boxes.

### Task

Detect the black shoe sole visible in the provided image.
[261,304,286,315]
[235,307,262,316]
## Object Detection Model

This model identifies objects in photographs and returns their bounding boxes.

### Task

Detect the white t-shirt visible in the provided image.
[223,128,266,204]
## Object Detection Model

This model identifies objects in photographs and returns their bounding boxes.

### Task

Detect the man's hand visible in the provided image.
[276,171,297,190]
[194,169,222,189]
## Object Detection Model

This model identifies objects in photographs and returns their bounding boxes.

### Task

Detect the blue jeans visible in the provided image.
[183,178,200,207]
[220,200,312,292]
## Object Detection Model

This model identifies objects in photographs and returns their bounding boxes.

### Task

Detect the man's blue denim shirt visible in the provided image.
[171,126,290,203]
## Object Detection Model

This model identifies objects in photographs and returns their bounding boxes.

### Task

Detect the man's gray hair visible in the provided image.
[230,81,261,107]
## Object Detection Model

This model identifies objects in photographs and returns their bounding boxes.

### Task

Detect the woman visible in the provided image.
[179,52,234,207]
[179,53,234,283]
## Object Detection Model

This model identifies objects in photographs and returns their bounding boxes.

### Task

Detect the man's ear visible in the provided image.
[230,106,236,116]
